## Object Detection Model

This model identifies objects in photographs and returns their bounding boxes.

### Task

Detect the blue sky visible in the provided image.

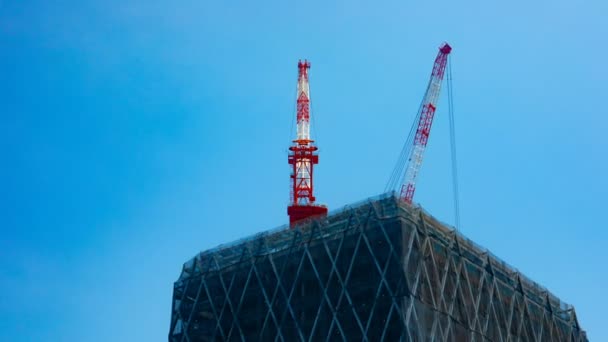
[1,0,607,340]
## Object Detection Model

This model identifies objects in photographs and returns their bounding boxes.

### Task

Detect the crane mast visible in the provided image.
[400,43,452,204]
[287,60,328,225]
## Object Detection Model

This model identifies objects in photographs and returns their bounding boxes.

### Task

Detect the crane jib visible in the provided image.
[400,43,452,204]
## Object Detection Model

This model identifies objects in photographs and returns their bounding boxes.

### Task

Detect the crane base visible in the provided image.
[288,205,328,226]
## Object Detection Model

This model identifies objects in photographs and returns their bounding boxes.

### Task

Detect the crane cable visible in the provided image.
[385,96,425,193]
[447,56,461,231]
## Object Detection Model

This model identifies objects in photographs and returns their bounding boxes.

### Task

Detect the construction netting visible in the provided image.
[169,192,587,341]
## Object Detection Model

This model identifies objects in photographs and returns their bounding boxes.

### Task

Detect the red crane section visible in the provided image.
[400,43,452,204]
[288,60,328,225]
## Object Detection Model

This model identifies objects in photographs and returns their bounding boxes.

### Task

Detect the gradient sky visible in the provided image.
[1,0,607,341]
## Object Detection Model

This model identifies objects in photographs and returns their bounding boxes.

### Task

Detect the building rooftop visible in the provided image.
[171,192,586,340]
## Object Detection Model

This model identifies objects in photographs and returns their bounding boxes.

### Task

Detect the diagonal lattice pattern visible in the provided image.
[169,193,588,341]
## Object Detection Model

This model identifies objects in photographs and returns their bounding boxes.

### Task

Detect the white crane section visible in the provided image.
[296,70,311,142]
[402,76,443,195]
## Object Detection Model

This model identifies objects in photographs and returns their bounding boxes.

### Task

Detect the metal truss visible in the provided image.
[169,193,587,341]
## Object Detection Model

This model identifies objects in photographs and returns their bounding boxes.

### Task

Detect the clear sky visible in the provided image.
[1,0,607,340]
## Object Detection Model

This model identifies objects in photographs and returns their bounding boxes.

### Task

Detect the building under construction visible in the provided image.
[169,45,587,341]
[168,193,587,341]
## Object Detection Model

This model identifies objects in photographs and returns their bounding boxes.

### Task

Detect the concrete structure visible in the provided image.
[169,193,587,341]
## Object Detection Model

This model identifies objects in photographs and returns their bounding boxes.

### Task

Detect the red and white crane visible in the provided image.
[399,43,452,204]
[287,60,328,225]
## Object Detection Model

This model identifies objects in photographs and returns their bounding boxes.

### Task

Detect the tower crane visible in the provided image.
[391,43,452,204]
[287,60,328,225]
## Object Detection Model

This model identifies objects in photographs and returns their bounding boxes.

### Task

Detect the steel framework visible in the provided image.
[287,60,327,225]
[170,193,587,341]
[400,43,451,204]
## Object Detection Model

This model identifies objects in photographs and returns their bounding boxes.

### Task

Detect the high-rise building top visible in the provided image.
[169,193,587,341]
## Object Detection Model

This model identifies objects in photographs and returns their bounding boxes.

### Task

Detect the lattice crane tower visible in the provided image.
[287,60,328,225]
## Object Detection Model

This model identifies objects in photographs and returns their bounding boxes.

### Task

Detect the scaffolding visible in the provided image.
[169,192,588,341]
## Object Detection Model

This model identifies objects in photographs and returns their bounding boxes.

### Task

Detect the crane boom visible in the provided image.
[400,43,452,204]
